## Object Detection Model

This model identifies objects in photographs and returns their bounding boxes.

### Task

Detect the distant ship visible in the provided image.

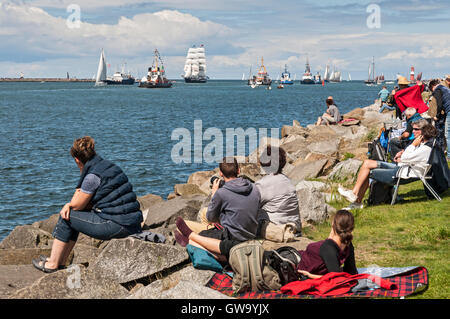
[323,63,331,83]
[365,56,377,85]
[248,57,272,87]
[280,64,294,85]
[182,45,208,83]
[95,49,135,86]
[300,56,314,84]
[139,49,173,88]
[313,72,322,84]
[329,66,342,83]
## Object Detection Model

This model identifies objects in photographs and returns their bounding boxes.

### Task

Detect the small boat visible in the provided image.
[277,83,284,89]
[364,56,377,85]
[139,49,173,88]
[300,56,315,84]
[280,64,294,85]
[313,72,322,84]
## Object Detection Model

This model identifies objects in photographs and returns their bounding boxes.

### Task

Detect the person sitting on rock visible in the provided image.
[32,136,143,273]
[255,145,301,241]
[316,97,341,126]
[338,120,436,209]
[174,157,260,261]
[296,210,357,279]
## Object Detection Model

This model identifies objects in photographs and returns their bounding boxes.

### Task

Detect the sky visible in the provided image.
[1,0,449,80]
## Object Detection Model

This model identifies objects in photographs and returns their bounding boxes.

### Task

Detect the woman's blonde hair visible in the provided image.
[70,136,96,164]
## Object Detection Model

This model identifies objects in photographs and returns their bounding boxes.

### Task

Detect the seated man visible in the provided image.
[379,88,397,113]
[174,157,260,261]
[388,107,423,158]
[338,120,436,209]
[316,97,341,126]
[255,145,301,241]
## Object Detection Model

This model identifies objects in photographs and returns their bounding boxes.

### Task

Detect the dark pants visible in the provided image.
[199,227,242,259]
[52,210,141,243]
[435,119,448,153]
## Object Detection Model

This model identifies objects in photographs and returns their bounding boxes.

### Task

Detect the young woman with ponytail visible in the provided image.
[296,210,357,279]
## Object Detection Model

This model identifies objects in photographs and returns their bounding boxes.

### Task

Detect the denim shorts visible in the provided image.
[52,209,141,243]
[369,161,400,186]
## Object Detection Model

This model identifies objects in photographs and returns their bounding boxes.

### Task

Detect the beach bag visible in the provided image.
[266,246,305,285]
[367,180,393,206]
[228,240,281,293]
[186,244,223,273]
[259,221,296,243]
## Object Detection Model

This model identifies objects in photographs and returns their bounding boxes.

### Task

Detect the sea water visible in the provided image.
[0,80,437,240]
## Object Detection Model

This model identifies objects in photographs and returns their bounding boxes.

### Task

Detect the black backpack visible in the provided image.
[265,246,307,285]
[368,139,387,162]
[367,180,393,206]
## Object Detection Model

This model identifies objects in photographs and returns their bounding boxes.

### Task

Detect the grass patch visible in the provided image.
[303,179,450,299]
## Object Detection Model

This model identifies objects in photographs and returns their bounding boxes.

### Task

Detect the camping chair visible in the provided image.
[390,139,442,205]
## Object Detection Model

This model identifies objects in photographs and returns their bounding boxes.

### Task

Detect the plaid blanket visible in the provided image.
[206,266,428,299]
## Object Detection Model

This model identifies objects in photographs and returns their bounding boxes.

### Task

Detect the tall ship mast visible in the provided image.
[365,56,376,85]
[323,63,331,82]
[300,55,314,84]
[182,45,208,83]
[329,65,342,83]
[139,49,172,88]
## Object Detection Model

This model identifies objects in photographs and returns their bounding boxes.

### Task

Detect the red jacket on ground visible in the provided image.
[280,272,396,296]
[394,84,429,114]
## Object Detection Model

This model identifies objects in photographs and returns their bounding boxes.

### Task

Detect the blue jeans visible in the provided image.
[52,210,141,243]
[369,161,400,186]
[379,103,396,113]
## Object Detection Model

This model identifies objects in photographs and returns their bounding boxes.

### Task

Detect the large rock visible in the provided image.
[138,193,164,211]
[248,137,281,164]
[343,107,365,120]
[70,244,101,266]
[0,225,52,249]
[281,125,309,138]
[90,237,189,284]
[128,265,220,299]
[8,265,129,299]
[286,159,328,184]
[32,214,59,234]
[306,138,340,157]
[295,180,327,192]
[174,183,208,197]
[144,195,205,227]
[328,159,363,182]
[187,170,216,194]
[0,248,52,265]
[0,265,47,298]
[296,188,330,224]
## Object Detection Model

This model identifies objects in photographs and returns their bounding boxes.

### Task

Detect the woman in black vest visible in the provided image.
[32,136,143,273]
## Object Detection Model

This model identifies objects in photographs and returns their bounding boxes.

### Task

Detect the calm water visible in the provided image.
[0,80,441,240]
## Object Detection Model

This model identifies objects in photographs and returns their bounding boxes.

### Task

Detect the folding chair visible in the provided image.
[391,139,442,205]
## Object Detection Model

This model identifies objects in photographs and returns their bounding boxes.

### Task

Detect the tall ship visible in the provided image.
[329,66,342,83]
[365,56,377,85]
[248,57,272,87]
[323,63,331,82]
[94,49,135,86]
[182,45,208,83]
[300,56,314,84]
[139,49,172,88]
[280,64,294,84]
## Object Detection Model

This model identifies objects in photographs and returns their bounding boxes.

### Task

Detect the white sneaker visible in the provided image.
[338,186,358,203]
[343,202,364,210]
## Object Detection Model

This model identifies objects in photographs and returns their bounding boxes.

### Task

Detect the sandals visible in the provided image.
[32,258,59,273]
[38,255,66,270]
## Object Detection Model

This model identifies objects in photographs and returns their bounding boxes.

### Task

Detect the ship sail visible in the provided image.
[95,49,107,85]
[183,45,207,83]
[323,64,330,81]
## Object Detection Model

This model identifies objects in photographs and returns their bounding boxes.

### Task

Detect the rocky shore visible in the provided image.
[0,101,393,299]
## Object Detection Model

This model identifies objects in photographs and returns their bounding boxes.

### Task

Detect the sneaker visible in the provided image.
[343,202,364,210]
[338,186,358,203]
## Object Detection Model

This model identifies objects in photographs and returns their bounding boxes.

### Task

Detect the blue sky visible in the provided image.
[1,0,449,79]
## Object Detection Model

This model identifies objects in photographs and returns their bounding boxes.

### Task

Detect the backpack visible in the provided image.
[368,139,387,161]
[228,240,281,293]
[367,180,393,206]
[266,246,306,285]
[186,244,224,273]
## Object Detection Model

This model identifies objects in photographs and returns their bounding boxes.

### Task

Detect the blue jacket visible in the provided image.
[77,155,142,227]
[434,85,450,117]
[378,88,390,102]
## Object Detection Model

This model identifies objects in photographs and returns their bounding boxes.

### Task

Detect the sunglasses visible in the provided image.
[412,128,421,131]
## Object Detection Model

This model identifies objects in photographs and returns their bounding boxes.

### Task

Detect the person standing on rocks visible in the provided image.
[174,157,260,261]
[316,97,341,126]
[32,136,143,273]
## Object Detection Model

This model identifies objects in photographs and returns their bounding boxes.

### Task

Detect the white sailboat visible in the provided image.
[95,49,107,86]
[182,45,208,83]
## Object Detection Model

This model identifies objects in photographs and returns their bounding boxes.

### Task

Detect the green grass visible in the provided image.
[303,179,450,299]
